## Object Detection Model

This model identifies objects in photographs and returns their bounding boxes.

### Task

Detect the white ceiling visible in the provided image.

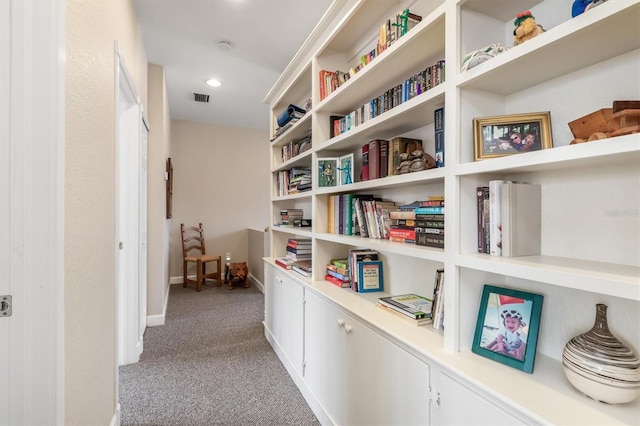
[133,0,334,130]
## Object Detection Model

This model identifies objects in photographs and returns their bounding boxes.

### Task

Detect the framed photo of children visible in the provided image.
[473,111,553,161]
[472,284,544,373]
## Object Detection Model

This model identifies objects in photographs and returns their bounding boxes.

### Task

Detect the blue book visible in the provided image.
[415,206,444,215]
[357,260,384,293]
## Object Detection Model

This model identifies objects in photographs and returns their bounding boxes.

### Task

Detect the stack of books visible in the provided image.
[415,197,444,249]
[285,238,311,262]
[377,293,433,326]
[292,259,312,277]
[324,259,350,288]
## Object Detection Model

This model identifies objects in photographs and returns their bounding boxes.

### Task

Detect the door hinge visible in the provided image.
[1,295,12,317]
[119,241,124,249]
[428,386,441,408]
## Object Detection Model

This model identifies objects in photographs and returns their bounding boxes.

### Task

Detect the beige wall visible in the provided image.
[169,120,270,280]
[146,63,172,321]
[65,0,147,423]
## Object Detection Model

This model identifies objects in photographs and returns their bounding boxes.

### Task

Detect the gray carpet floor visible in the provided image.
[119,282,320,426]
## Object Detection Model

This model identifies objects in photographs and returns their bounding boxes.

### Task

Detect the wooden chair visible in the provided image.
[181,223,222,291]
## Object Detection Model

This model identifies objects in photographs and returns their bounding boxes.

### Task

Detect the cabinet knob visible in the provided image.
[344,324,352,333]
[337,318,345,328]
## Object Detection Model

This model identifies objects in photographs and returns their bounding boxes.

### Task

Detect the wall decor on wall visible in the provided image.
[166,157,173,219]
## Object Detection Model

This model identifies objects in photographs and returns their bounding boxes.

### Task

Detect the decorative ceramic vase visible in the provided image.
[562,304,640,404]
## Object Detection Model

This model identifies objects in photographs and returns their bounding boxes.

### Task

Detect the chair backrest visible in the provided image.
[181,223,208,257]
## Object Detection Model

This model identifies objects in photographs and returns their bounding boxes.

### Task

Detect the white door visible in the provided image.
[139,115,149,343]
[116,48,145,365]
[1,1,64,424]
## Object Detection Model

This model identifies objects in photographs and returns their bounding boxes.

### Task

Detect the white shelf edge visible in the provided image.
[315,232,446,262]
[456,133,640,176]
[270,113,312,148]
[455,253,640,301]
[271,150,313,173]
[317,83,446,150]
[271,192,312,202]
[269,227,313,238]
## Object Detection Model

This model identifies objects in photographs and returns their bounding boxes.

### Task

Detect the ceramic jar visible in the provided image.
[562,304,640,404]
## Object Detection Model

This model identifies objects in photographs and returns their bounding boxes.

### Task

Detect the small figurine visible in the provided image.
[513,11,545,46]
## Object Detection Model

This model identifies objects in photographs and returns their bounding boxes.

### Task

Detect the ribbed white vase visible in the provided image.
[562,304,640,404]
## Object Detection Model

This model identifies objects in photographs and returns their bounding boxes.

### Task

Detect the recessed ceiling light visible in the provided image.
[206,78,221,87]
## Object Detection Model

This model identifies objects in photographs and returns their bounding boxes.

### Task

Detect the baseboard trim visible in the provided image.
[110,404,120,426]
[249,273,264,293]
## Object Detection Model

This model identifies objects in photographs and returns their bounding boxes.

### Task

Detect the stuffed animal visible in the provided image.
[513,11,545,46]
[227,262,249,289]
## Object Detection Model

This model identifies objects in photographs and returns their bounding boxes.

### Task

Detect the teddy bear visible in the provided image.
[513,11,545,46]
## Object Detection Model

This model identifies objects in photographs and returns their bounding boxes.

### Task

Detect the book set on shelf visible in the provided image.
[324,249,384,293]
[477,181,540,257]
[276,167,312,197]
[281,134,311,163]
[328,59,445,139]
[319,8,423,102]
[276,238,313,278]
[375,268,444,328]
[276,208,312,228]
[326,194,397,239]
[389,197,445,248]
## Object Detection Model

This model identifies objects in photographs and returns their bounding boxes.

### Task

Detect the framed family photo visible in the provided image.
[472,285,543,373]
[473,111,553,161]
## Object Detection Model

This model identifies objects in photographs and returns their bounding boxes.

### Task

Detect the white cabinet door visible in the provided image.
[305,291,430,426]
[270,267,305,376]
[439,373,525,426]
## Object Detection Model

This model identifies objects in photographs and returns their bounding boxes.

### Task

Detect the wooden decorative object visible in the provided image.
[568,108,615,140]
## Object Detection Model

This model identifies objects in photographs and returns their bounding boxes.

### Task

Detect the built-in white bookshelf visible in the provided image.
[263,0,640,424]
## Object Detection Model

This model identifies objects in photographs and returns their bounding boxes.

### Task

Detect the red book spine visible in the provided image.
[361,143,369,181]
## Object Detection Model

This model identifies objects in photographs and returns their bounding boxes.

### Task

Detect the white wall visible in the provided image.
[146,63,172,324]
[65,0,147,423]
[169,120,270,281]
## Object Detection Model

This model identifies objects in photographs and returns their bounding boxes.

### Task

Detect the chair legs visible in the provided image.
[183,260,188,288]
[196,259,203,292]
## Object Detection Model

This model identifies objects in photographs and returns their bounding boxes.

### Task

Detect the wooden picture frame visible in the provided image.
[316,157,338,188]
[166,157,173,219]
[338,153,354,186]
[472,284,543,374]
[473,112,552,161]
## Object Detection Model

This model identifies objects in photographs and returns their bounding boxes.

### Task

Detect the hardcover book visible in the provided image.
[434,106,445,167]
[361,143,369,181]
[357,260,383,292]
[489,180,508,256]
[376,301,432,326]
[378,294,432,320]
[501,182,541,257]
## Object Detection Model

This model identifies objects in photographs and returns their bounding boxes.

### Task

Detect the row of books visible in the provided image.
[276,208,310,228]
[375,268,445,328]
[280,134,311,163]
[276,167,311,196]
[326,194,397,239]
[377,9,423,55]
[330,59,445,139]
[477,181,541,257]
[388,198,445,248]
[362,136,423,181]
[318,9,423,102]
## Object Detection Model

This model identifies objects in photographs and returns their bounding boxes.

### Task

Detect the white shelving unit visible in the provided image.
[263,0,640,424]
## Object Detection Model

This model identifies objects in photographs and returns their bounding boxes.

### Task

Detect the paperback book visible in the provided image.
[378,294,432,320]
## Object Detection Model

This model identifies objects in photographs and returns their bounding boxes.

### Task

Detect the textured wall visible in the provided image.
[169,120,270,281]
[146,63,171,322]
[65,0,147,423]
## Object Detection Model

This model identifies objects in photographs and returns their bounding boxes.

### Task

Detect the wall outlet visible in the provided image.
[225,252,231,261]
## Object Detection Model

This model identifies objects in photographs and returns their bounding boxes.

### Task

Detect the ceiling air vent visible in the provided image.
[194,93,210,103]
